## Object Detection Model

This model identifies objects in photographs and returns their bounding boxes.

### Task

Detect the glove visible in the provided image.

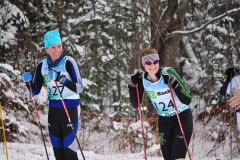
[162,67,178,89]
[22,72,32,82]
[169,76,178,89]
[163,74,177,85]
[225,67,239,81]
[161,67,172,75]
[56,74,68,85]
[130,71,142,85]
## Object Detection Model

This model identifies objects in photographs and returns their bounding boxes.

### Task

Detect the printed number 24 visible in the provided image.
[154,100,174,112]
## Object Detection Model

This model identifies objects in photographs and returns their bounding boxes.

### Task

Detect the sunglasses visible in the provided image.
[142,59,160,65]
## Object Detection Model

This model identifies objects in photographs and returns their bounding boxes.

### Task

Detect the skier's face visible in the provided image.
[141,53,160,75]
[143,59,159,75]
[45,44,63,62]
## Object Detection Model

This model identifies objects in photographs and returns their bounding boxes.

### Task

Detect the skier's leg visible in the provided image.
[53,148,65,160]
[48,107,65,160]
[158,116,174,160]
[62,106,81,160]
[171,109,193,160]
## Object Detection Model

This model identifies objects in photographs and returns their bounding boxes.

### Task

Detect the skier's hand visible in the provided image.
[162,75,177,90]
[229,88,240,110]
[56,73,68,85]
[22,72,32,82]
[130,70,142,85]
[161,67,172,75]
[161,67,178,88]
[229,93,240,110]
[164,75,178,88]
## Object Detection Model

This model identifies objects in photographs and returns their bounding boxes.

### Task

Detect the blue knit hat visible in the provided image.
[44,30,62,48]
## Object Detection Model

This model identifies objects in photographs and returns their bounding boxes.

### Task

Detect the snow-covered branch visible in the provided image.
[166,7,240,39]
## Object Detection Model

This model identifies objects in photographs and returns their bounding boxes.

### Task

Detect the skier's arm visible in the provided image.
[226,76,240,94]
[161,67,191,105]
[63,58,83,94]
[31,62,44,96]
[128,78,144,109]
[220,80,230,95]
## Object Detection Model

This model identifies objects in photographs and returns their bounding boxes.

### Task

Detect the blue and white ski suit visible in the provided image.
[30,54,83,160]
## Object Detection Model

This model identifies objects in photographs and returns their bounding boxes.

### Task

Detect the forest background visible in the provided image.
[1,0,240,159]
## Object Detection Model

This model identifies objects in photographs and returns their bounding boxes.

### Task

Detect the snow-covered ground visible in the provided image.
[0,142,163,160]
[1,141,240,160]
[0,64,240,160]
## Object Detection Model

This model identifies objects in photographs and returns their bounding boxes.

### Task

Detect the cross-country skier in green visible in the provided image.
[128,47,193,160]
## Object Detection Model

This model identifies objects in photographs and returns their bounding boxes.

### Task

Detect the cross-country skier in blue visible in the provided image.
[22,29,83,160]
[226,75,240,130]
[219,66,240,130]
[229,89,240,130]
[128,48,193,160]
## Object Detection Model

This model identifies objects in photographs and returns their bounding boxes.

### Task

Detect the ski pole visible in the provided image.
[0,102,9,160]
[169,86,192,160]
[53,81,85,160]
[136,84,147,160]
[27,81,49,160]
[228,70,235,160]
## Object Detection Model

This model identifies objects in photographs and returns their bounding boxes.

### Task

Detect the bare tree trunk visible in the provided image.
[150,0,189,68]
[131,0,142,70]
[54,0,64,32]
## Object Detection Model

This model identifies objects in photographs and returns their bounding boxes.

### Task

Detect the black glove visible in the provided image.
[130,71,142,85]
[56,73,68,85]
[225,67,239,81]
[163,74,178,89]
